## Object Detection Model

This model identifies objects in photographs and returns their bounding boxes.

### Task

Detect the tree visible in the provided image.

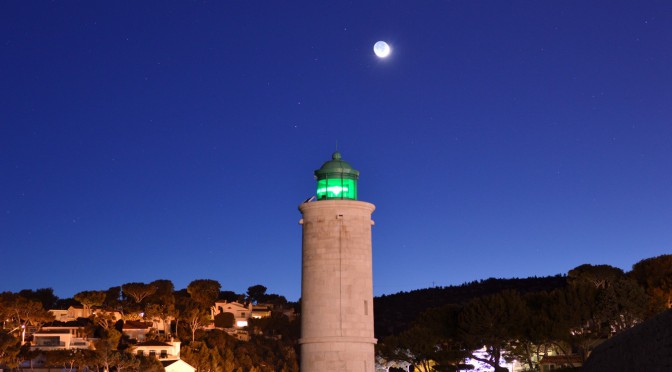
[0,292,53,341]
[181,340,222,372]
[0,331,21,369]
[137,353,166,371]
[597,277,649,332]
[458,290,528,372]
[263,293,288,307]
[568,264,625,289]
[630,254,672,313]
[93,328,122,371]
[45,345,103,372]
[146,302,176,337]
[91,310,118,330]
[247,285,268,304]
[103,286,123,309]
[378,304,464,372]
[146,279,175,305]
[119,282,157,321]
[46,349,81,371]
[108,350,140,371]
[74,290,106,316]
[220,290,243,303]
[122,282,158,304]
[200,329,238,372]
[73,349,103,372]
[187,279,222,308]
[54,297,80,310]
[544,283,602,361]
[215,312,236,328]
[248,312,298,340]
[506,291,557,371]
[18,297,54,332]
[181,301,212,341]
[173,289,192,341]
[18,288,59,310]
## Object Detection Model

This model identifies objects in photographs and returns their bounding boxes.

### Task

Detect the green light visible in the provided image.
[314,151,359,200]
[316,178,357,200]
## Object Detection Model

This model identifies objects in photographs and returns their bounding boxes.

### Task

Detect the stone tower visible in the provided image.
[298,151,376,372]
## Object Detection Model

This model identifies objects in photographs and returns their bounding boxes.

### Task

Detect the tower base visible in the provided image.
[300,337,376,372]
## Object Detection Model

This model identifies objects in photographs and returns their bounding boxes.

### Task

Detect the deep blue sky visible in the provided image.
[2,1,671,301]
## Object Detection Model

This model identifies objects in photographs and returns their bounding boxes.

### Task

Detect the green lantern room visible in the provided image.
[315,151,359,200]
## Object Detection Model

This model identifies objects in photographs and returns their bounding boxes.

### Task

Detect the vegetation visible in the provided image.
[376,255,672,371]
[0,254,670,371]
[374,275,567,338]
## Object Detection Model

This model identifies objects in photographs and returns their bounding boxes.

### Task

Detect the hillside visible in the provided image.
[373,275,567,338]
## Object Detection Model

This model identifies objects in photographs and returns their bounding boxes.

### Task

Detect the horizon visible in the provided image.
[11,254,658,301]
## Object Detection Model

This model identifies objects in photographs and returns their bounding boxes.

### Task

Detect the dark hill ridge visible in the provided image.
[373,275,567,338]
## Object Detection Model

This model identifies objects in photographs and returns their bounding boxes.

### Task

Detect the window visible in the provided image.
[149,350,156,358]
[137,350,144,356]
[160,350,168,358]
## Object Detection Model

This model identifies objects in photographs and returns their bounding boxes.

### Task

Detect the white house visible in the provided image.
[212,301,252,328]
[133,340,196,372]
[31,326,95,351]
[133,340,182,360]
[48,306,90,321]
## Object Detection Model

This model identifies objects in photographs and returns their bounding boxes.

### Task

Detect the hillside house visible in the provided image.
[48,306,122,323]
[133,340,181,360]
[133,340,196,372]
[31,326,94,351]
[212,301,253,328]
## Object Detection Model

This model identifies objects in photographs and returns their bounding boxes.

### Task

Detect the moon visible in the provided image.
[373,41,391,58]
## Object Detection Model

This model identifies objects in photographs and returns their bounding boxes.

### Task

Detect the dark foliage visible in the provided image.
[17,288,58,310]
[214,312,235,328]
[374,275,567,338]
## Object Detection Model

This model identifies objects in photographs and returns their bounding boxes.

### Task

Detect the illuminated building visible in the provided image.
[299,151,376,372]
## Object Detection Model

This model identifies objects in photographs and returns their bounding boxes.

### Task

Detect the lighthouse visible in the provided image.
[298,151,376,372]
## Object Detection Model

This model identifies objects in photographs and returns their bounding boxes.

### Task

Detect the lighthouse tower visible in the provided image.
[298,151,376,372]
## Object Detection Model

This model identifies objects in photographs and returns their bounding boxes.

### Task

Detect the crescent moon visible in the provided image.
[373,41,391,58]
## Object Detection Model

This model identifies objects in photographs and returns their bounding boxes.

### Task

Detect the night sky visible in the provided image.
[2,1,671,301]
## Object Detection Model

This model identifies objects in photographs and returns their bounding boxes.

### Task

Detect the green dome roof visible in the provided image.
[314,151,359,179]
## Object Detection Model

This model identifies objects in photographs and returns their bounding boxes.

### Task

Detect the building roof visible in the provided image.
[162,359,196,372]
[136,340,172,347]
[215,301,249,310]
[315,151,359,179]
[34,329,71,334]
